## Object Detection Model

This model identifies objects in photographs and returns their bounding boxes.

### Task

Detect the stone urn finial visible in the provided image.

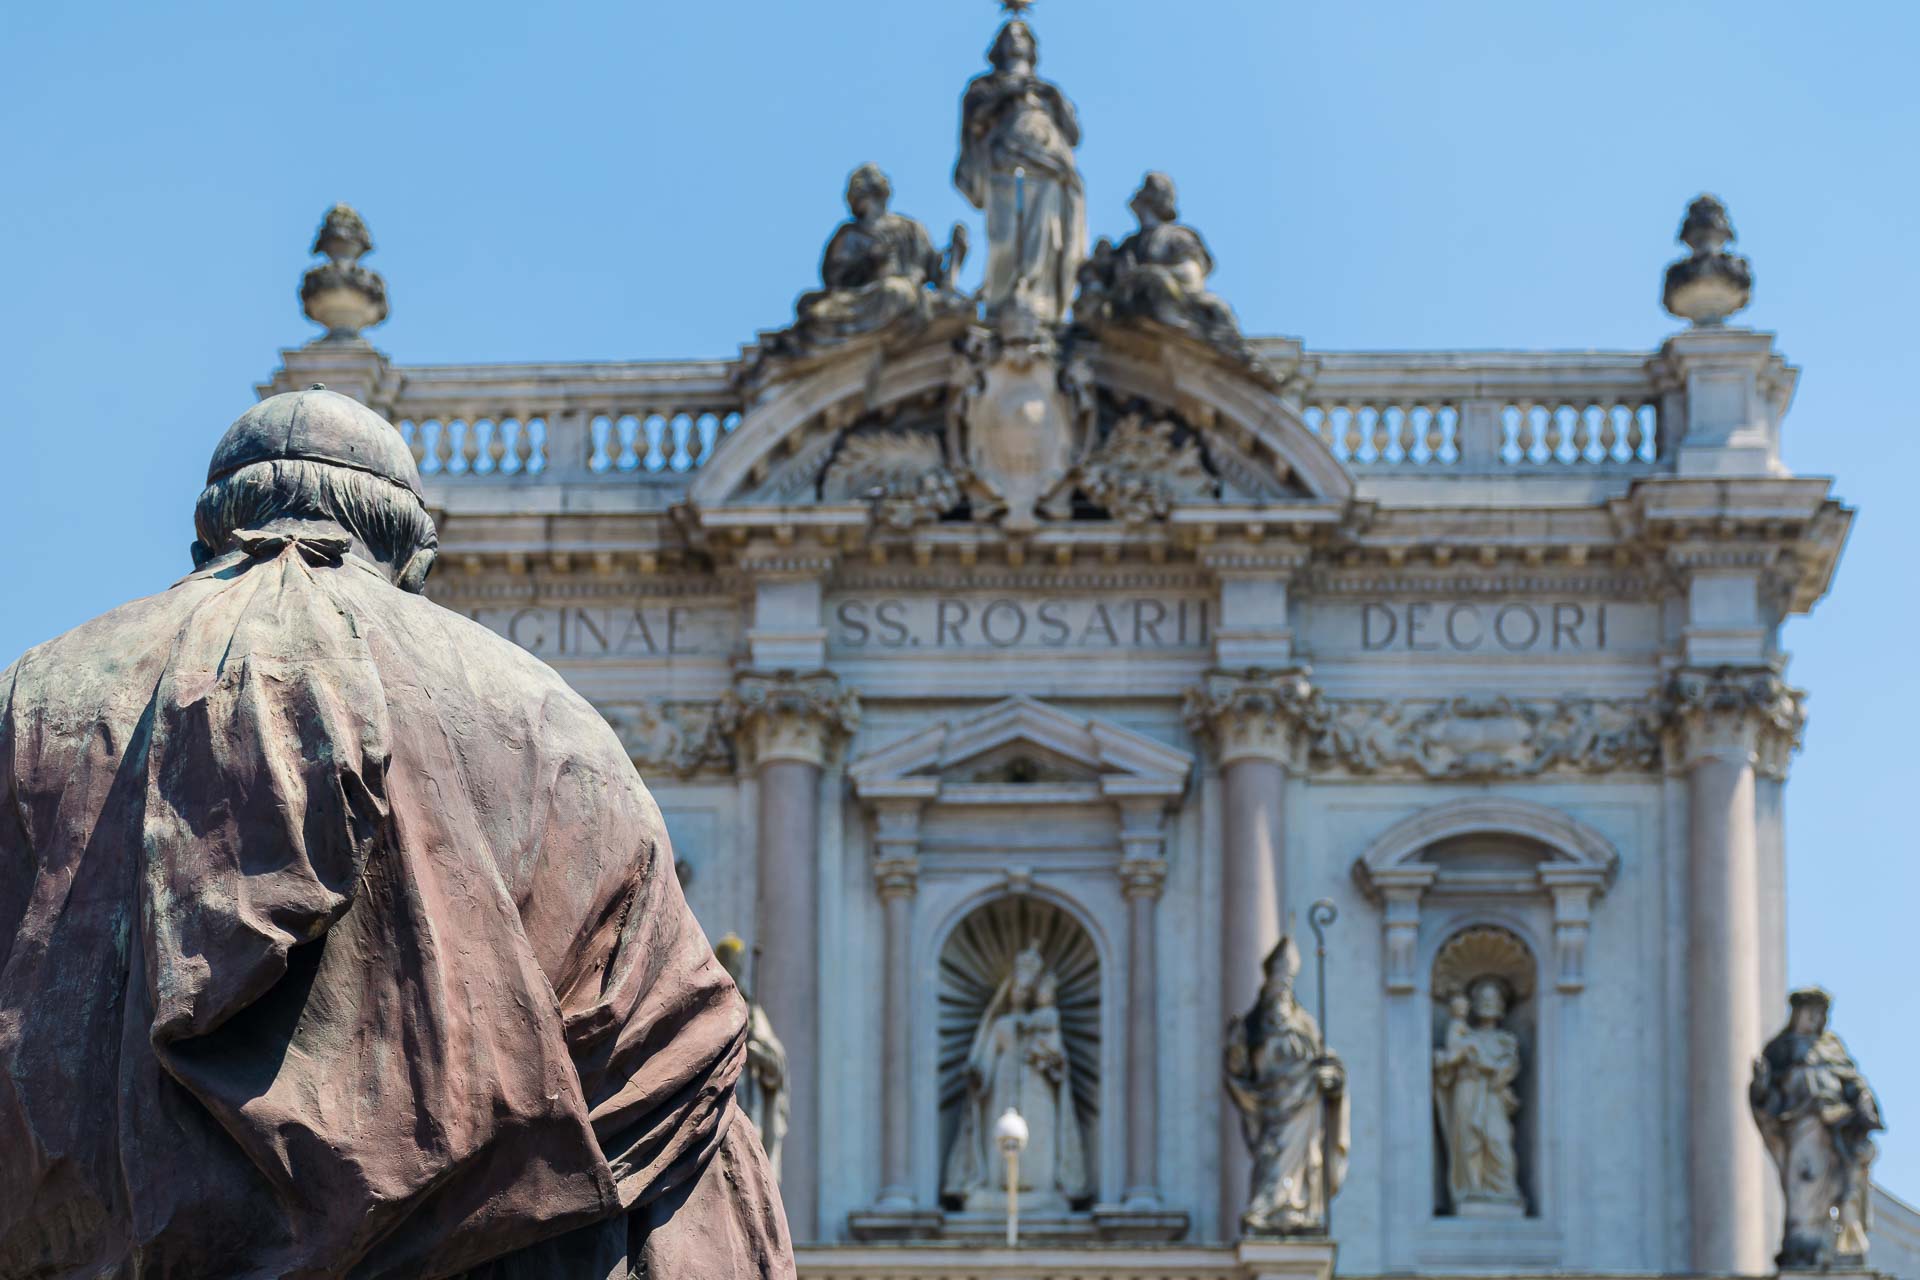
[1662,194,1752,326]
[300,203,389,343]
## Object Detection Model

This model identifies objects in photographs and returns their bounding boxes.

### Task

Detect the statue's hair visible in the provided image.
[193,458,438,588]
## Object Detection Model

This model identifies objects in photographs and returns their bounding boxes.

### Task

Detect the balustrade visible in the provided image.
[380,352,1668,485]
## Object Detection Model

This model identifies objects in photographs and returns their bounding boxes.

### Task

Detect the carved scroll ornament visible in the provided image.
[1313,695,1660,778]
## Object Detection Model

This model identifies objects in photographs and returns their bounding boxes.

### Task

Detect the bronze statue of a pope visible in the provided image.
[0,388,794,1278]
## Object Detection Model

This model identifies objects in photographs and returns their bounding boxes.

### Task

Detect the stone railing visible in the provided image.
[369,349,1667,486]
[378,359,742,481]
[1290,349,1664,472]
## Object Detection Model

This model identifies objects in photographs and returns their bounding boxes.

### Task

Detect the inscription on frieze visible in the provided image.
[465,604,739,659]
[1304,600,1659,657]
[829,593,1211,653]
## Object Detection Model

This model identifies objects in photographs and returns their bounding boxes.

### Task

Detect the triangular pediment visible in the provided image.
[849,696,1191,803]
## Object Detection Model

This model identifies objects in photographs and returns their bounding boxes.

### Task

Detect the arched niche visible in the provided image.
[1352,797,1617,994]
[934,893,1101,1215]
[1429,924,1541,1219]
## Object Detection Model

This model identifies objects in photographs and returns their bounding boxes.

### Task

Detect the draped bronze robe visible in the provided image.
[0,531,792,1279]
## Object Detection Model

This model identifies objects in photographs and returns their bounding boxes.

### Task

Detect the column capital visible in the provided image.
[1118,856,1168,900]
[1182,667,1321,768]
[1661,664,1804,778]
[873,856,919,900]
[717,670,860,768]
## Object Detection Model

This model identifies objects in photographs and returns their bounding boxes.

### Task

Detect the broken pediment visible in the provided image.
[689,326,1343,531]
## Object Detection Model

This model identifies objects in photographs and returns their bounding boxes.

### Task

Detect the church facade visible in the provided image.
[258,13,1913,1280]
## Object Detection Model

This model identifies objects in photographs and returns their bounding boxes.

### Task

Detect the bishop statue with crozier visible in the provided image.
[1223,935,1350,1236]
[0,387,795,1278]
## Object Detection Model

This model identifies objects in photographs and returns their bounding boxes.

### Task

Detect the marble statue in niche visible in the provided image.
[1223,936,1349,1236]
[1750,987,1884,1269]
[1431,926,1533,1217]
[942,942,1091,1211]
[955,17,1087,325]
[1075,172,1252,363]
[770,163,969,360]
[715,934,790,1181]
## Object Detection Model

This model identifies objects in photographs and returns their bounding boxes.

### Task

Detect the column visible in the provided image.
[1665,665,1804,1276]
[868,795,928,1210]
[719,670,858,1241]
[1184,668,1318,1239]
[1116,798,1170,1210]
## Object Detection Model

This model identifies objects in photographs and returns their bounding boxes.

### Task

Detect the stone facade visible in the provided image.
[250,13,1918,1280]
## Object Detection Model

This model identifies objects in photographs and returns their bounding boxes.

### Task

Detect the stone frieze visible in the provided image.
[1311,694,1661,778]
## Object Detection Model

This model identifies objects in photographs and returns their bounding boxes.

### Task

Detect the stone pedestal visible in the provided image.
[1235,1237,1337,1280]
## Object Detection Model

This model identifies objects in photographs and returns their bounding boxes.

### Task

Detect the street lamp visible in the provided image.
[993,1106,1029,1247]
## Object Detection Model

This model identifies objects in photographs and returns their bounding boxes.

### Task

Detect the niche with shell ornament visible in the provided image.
[1430,926,1538,1218]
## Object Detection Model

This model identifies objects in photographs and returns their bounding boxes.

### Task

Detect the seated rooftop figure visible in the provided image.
[1077,171,1251,362]
[0,387,794,1279]
[771,162,969,358]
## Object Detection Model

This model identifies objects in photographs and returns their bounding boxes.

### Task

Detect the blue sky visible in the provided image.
[2,0,1914,1196]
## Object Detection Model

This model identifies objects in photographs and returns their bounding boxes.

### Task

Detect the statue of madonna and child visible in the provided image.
[1430,926,1533,1218]
[942,942,1091,1212]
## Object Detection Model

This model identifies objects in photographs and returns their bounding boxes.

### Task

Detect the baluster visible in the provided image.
[618,415,643,470]
[1540,406,1564,464]
[1513,403,1536,463]
[1599,405,1621,463]
[1364,405,1386,462]
[1628,405,1650,461]
[696,412,720,465]
[1570,406,1593,465]
[1425,406,1446,463]
[589,415,612,472]
[518,417,542,472]
[401,420,426,468]
[431,419,455,475]
[1341,406,1363,460]
[669,413,694,470]
[643,413,668,471]
[483,419,506,473]
[1397,404,1418,463]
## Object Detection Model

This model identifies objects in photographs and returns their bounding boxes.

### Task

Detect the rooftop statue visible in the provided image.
[955,17,1087,326]
[1750,987,1884,1270]
[300,202,389,343]
[1076,172,1253,363]
[767,163,969,361]
[0,387,794,1278]
[1662,193,1753,325]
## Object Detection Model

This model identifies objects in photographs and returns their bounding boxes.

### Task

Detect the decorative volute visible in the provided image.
[1662,194,1752,326]
[301,203,389,343]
